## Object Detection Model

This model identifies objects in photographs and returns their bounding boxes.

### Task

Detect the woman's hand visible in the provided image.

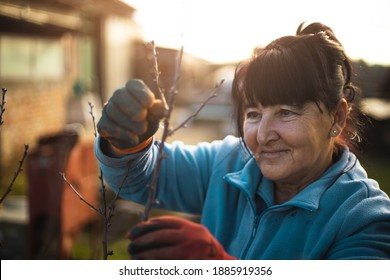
[97,79,165,153]
[127,216,236,260]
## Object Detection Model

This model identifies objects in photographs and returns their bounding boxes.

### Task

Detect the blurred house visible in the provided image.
[0,0,235,259]
[0,0,142,167]
[0,0,142,259]
[0,0,237,167]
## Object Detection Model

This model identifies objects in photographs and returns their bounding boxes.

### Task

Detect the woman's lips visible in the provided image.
[259,149,289,159]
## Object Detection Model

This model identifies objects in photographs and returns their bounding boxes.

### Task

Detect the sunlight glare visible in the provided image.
[124,0,390,65]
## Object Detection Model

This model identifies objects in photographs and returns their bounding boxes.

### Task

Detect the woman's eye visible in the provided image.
[246,111,261,119]
[280,109,295,117]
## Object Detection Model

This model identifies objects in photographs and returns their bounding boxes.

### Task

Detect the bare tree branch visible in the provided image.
[61,102,132,259]
[147,41,169,111]
[0,144,29,204]
[0,88,6,129]
[0,88,29,251]
[142,43,224,221]
[59,172,101,214]
[142,45,184,221]
[88,102,98,138]
[169,79,224,137]
[61,41,224,258]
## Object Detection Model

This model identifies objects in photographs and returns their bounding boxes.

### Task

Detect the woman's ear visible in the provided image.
[330,98,348,137]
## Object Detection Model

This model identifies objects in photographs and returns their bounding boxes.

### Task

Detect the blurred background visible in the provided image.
[0,0,389,259]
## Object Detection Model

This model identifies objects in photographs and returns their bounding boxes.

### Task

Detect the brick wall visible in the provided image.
[1,82,69,165]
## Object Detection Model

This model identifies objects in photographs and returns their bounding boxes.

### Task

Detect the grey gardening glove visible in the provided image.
[97,79,165,153]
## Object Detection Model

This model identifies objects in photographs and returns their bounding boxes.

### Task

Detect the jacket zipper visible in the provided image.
[241,204,293,259]
[252,215,260,238]
[241,213,261,259]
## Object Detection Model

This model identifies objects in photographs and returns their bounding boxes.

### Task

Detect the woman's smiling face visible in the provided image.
[243,101,336,189]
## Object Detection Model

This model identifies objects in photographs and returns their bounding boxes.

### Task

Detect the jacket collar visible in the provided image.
[223,147,355,212]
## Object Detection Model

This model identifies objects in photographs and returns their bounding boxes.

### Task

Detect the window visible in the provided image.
[0,35,64,80]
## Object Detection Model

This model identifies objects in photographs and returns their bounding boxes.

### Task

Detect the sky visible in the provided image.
[123,0,390,65]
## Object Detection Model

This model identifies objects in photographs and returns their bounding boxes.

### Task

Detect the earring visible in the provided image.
[331,129,338,137]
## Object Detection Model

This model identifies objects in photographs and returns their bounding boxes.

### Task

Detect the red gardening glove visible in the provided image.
[127,216,236,260]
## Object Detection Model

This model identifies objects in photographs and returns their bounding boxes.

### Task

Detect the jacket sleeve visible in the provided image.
[326,183,390,259]
[94,135,240,215]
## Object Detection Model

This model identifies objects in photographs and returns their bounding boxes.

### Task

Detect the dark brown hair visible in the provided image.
[232,22,363,153]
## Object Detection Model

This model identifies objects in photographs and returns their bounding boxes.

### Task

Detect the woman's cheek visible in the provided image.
[243,123,258,151]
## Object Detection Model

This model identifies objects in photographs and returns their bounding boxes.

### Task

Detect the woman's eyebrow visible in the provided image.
[243,104,258,110]
[243,100,259,108]
[282,103,301,110]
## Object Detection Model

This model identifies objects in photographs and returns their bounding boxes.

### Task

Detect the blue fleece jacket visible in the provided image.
[95,135,390,259]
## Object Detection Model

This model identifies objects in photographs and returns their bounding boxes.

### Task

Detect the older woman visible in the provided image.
[95,22,390,259]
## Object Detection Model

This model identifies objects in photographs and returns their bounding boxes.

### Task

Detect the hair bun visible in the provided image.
[296,22,340,44]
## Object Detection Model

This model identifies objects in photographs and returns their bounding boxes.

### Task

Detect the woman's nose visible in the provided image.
[256,116,279,144]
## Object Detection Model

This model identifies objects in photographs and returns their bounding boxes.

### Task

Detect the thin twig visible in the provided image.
[110,161,132,209]
[99,161,132,258]
[142,44,221,221]
[0,88,6,128]
[59,172,101,214]
[88,102,98,138]
[88,101,128,204]
[143,46,184,221]
[99,169,110,258]
[88,102,113,257]
[87,103,114,258]
[60,102,112,258]
[61,102,131,259]
[169,79,224,136]
[0,144,29,204]
[88,102,131,260]
[147,41,169,111]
